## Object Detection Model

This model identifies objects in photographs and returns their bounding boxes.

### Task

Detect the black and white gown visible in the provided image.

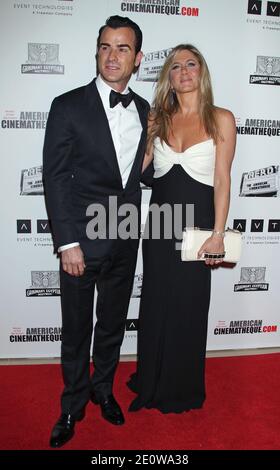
[128,138,216,413]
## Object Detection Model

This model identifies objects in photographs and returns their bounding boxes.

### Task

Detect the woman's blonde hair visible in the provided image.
[148,44,220,149]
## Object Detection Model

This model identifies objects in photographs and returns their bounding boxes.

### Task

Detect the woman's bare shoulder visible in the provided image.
[214,106,235,126]
[214,106,236,144]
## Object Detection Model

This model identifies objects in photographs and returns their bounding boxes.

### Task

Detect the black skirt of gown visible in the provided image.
[128,165,215,413]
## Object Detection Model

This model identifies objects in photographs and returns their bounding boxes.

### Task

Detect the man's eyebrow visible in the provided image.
[117,44,132,50]
[99,42,132,50]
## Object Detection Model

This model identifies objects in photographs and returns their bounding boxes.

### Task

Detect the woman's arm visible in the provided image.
[213,108,236,233]
[142,112,156,172]
[142,147,154,173]
[198,108,236,265]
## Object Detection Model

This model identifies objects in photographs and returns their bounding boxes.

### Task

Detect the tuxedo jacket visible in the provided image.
[43,79,150,259]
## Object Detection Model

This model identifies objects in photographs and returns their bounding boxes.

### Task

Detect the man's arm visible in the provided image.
[43,97,86,276]
[43,96,77,251]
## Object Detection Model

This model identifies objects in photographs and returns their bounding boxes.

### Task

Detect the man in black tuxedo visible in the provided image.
[43,15,149,448]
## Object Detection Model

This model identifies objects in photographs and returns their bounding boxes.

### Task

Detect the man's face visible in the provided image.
[97,26,143,92]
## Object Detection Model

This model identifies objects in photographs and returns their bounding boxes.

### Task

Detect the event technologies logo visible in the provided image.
[21,43,64,74]
[247,0,280,31]
[26,271,60,297]
[17,219,53,248]
[233,218,280,246]
[13,1,74,16]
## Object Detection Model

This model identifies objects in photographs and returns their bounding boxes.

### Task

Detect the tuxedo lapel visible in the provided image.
[125,92,148,188]
[133,91,147,130]
[85,80,123,186]
[84,80,148,190]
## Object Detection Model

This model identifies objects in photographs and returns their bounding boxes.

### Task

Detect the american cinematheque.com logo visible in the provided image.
[9,326,62,343]
[234,267,269,292]
[236,117,280,136]
[120,0,199,16]
[1,110,48,129]
[21,43,64,74]
[26,271,60,297]
[240,165,279,197]
[250,55,280,85]
[213,319,277,336]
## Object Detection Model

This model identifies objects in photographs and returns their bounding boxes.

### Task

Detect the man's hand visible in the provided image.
[61,246,86,276]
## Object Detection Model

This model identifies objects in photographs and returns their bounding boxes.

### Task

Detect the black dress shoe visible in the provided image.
[91,392,125,425]
[49,411,85,448]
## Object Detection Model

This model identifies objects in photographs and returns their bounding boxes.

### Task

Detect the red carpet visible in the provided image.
[0,354,279,450]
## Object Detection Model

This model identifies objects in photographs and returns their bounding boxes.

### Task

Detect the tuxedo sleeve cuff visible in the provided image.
[58,242,80,253]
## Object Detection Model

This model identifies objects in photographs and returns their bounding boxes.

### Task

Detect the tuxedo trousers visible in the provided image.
[59,241,138,417]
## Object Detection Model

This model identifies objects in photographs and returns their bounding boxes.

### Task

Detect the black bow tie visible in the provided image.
[109,89,134,108]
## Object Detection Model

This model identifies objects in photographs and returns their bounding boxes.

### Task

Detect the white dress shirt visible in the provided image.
[59,75,142,253]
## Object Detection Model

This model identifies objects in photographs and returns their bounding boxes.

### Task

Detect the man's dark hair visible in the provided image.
[97,15,143,54]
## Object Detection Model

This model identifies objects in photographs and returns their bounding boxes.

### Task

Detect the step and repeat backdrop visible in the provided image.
[0,0,279,357]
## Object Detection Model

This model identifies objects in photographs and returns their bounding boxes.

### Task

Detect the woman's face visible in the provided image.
[169,49,201,95]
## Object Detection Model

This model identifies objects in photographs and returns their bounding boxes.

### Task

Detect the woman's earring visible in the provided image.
[169,87,176,106]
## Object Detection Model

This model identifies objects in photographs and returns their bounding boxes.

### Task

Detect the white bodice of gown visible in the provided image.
[153,137,216,187]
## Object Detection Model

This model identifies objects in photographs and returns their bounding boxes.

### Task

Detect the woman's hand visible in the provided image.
[197,234,225,265]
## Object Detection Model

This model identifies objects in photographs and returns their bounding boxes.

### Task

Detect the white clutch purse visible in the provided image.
[181,227,242,263]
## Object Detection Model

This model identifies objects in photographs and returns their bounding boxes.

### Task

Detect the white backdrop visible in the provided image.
[0,0,279,358]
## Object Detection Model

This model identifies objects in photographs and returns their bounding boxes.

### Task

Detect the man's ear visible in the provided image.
[135,51,143,68]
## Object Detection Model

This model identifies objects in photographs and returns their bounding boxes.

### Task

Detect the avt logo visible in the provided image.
[37,220,51,233]
[251,219,264,232]
[233,219,280,232]
[126,320,138,331]
[268,219,280,231]
[248,1,280,16]
[248,0,262,14]
[233,219,247,232]
[17,219,51,233]
[267,1,280,16]
[17,219,31,233]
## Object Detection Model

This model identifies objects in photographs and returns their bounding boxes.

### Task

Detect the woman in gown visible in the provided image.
[128,44,236,414]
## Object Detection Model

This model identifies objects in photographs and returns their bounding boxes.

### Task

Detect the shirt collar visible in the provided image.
[96,75,130,110]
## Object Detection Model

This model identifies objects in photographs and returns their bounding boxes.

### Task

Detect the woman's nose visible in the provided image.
[180,64,189,73]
